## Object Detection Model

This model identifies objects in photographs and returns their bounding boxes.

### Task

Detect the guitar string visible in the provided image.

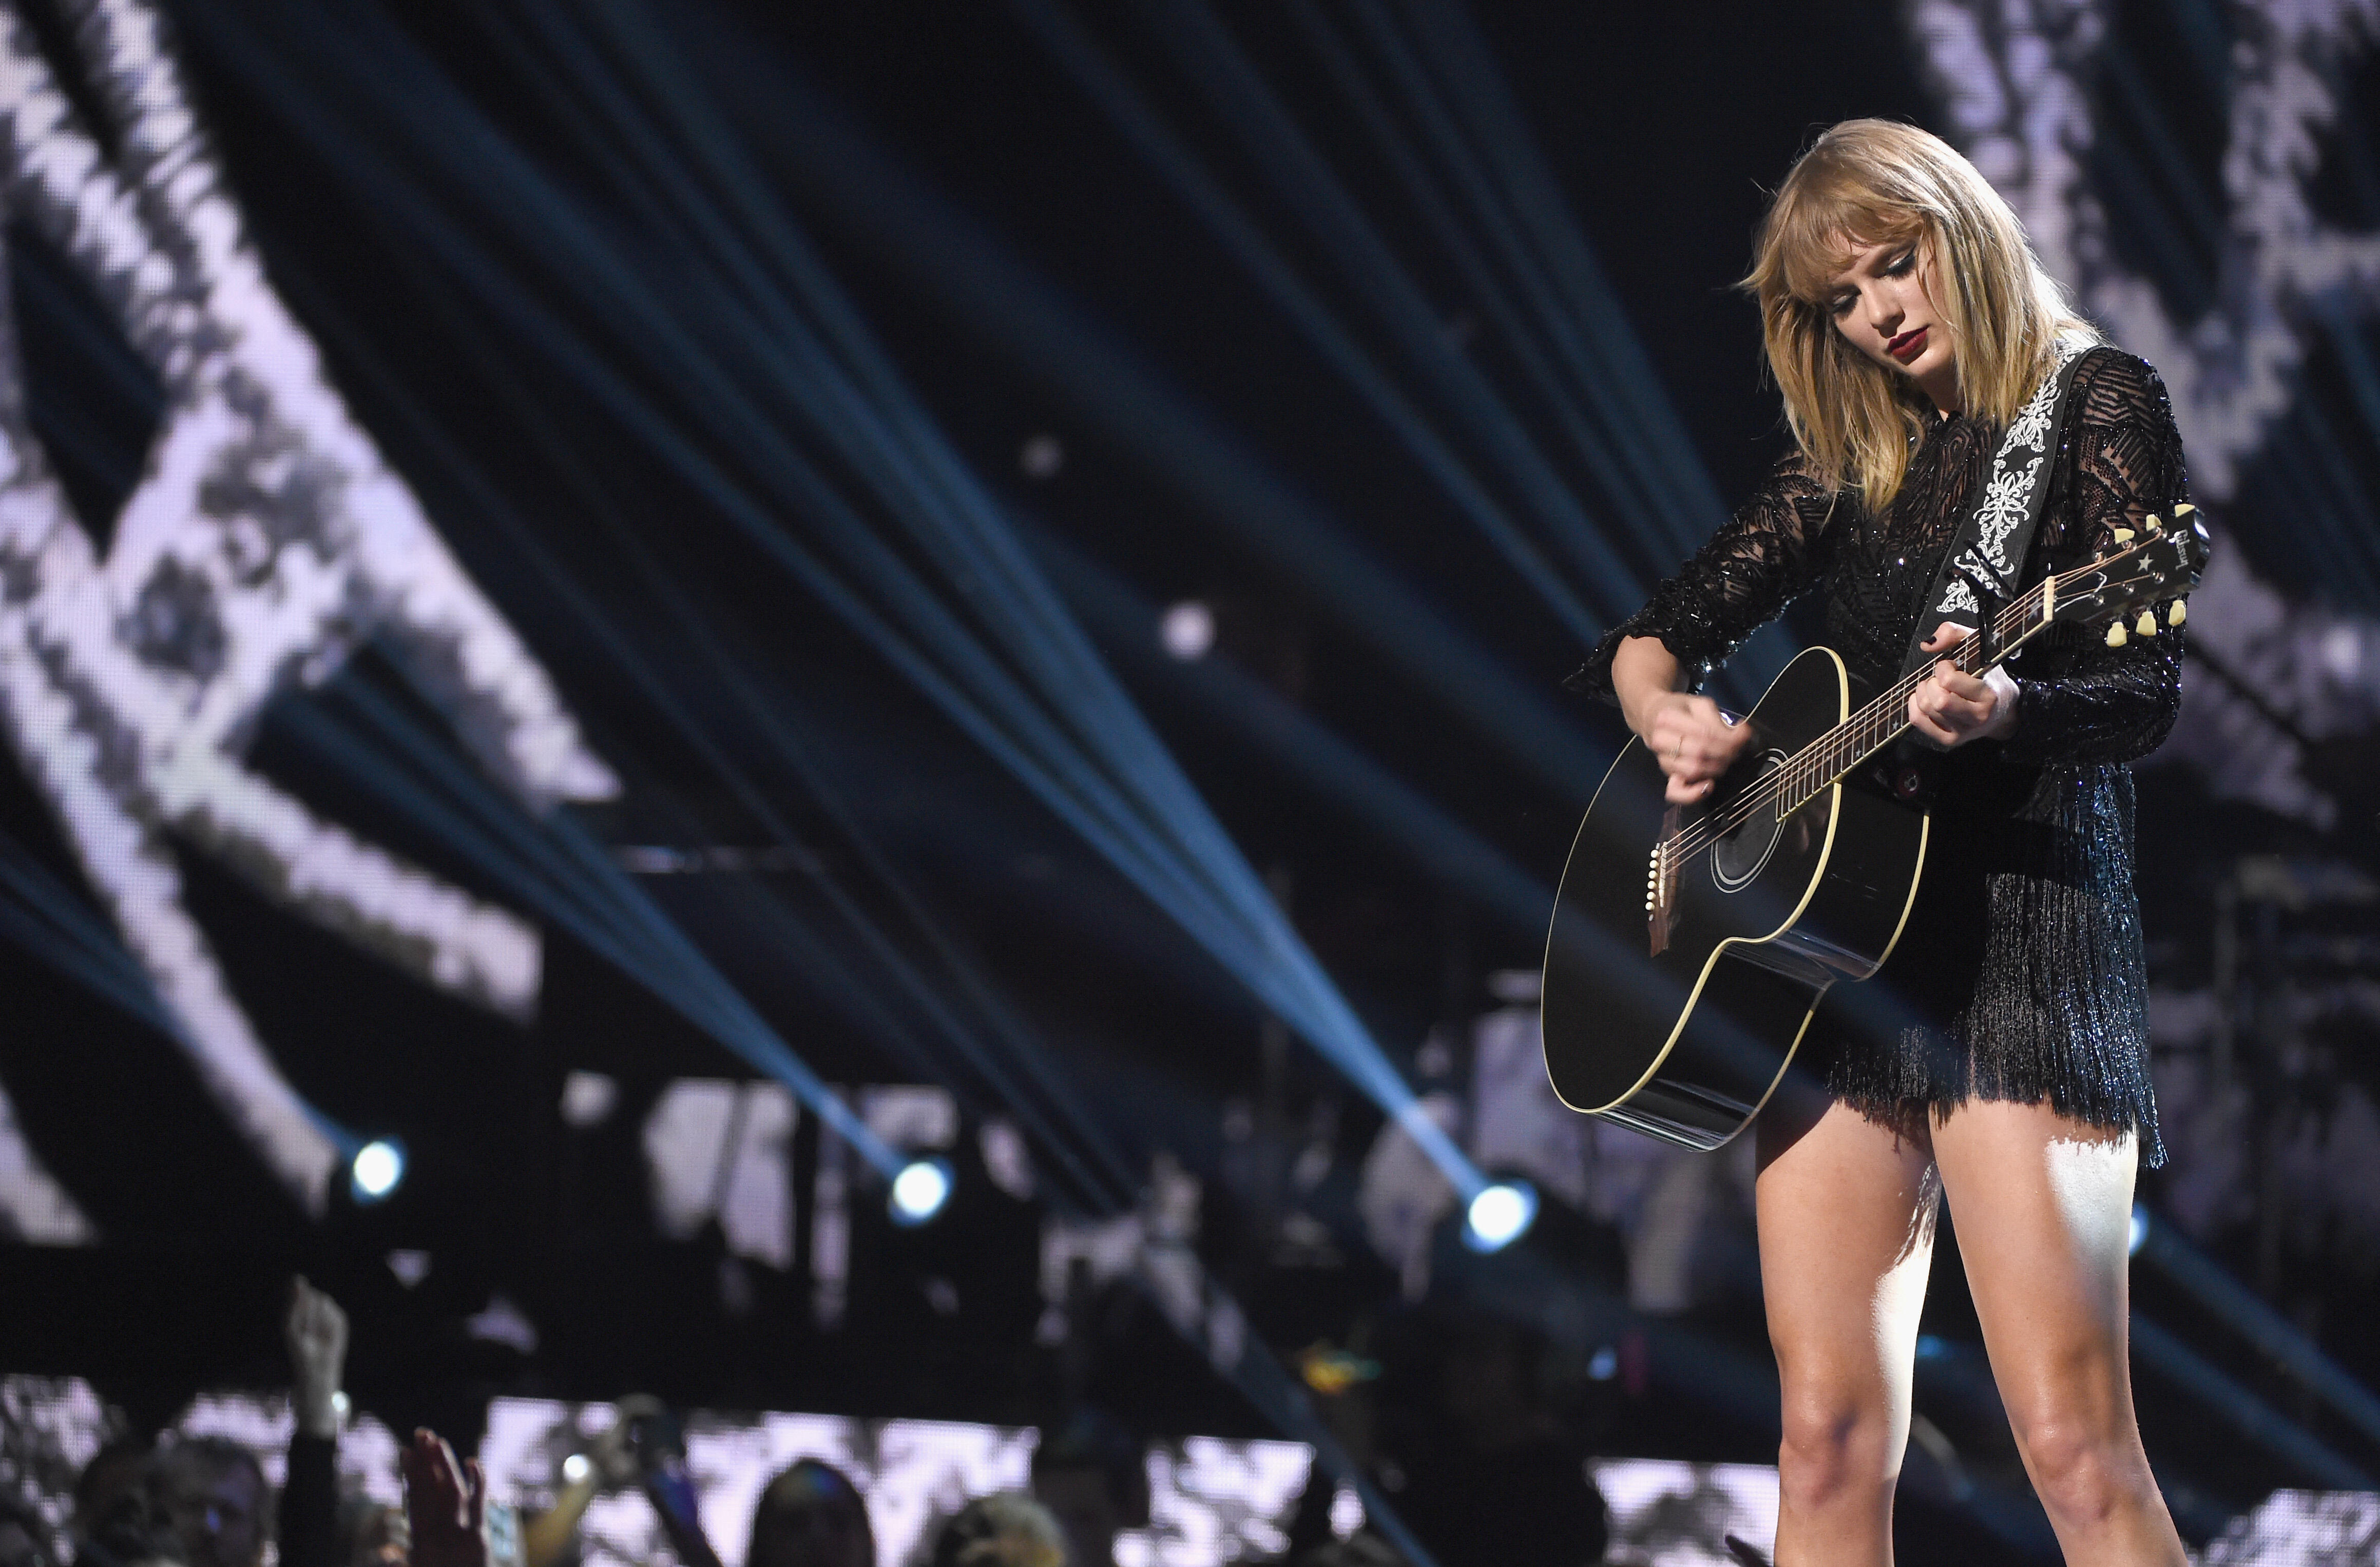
[1650,545,2160,881]
[1658,589,2035,866]
[1661,542,2166,868]
[1656,579,2046,862]
[1661,578,2044,860]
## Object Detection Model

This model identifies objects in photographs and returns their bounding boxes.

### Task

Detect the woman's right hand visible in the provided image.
[1638,691,1751,805]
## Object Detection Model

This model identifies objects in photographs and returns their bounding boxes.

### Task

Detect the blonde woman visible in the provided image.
[1578,120,2189,1565]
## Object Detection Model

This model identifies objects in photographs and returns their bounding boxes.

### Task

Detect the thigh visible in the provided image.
[1930,1100,2138,1436]
[1755,1096,1940,1409]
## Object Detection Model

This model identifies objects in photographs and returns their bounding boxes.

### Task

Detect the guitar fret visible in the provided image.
[1748,542,2194,847]
[1768,581,2049,820]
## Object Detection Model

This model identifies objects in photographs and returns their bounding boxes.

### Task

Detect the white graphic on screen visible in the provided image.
[1902,0,2380,499]
[1903,0,2380,830]
[0,0,616,1211]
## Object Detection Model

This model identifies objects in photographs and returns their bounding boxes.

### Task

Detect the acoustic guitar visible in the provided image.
[1540,508,2210,1150]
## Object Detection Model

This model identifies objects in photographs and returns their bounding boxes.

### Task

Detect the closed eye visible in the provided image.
[1884,251,1916,276]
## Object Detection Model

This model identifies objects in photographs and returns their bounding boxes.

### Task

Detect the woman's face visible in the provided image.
[1825,236,1960,413]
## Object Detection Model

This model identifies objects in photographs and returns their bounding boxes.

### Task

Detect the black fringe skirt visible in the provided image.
[1800,759,2165,1167]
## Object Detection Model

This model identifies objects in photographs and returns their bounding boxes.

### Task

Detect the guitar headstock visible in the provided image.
[2049,504,2211,645]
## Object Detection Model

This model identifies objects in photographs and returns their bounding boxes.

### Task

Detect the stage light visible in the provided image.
[1463,1179,1538,1253]
[1160,600,1215,660]
[2129,1203,2149,1257]
[1019,432,1065,480]
[350,1139,406,1203]
[560,1454,592,1486]
[889,1156,953,1226]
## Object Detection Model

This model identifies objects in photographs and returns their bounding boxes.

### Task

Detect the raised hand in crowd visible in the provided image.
[285,1278,350,1442]
[520,1398,650,1567]
[278,1278,350,1567]
[399,1432,487,1567]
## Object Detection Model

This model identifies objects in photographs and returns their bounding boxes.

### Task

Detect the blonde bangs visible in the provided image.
[1767,188,1923,310]
[1741,120,2098,510]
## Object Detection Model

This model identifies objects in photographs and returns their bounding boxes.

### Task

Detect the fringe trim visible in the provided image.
[1820,766,2165,1168]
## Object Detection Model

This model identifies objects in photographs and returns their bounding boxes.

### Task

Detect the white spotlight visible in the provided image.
[351,1139,406,1203]
[2128,1203,2149,1257]
[560,1454,592,1487]
[1160,600,1216,660]
[1463,1180,1538,1253]
[889,1157,954,1227]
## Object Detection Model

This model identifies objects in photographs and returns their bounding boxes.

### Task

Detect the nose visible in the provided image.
[1864,285,1903,334]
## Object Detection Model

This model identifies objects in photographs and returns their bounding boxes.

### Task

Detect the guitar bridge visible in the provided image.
[1647,806,1681,956]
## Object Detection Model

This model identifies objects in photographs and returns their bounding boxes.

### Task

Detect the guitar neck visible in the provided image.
[1771,576,2060,818]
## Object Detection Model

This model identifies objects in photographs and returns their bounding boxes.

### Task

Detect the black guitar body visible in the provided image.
[1541,647,1929,1149]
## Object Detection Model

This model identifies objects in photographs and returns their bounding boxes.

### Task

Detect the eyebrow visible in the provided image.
[1826,242,1913,286]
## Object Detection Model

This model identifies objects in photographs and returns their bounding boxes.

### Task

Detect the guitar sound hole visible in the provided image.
[1710,749,1788,892]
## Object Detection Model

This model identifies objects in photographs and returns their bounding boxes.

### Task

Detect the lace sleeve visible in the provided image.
[1568,453,1835,702]
[2001,350,2189,768]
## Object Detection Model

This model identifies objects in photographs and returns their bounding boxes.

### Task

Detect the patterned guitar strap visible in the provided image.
[1901,338,2093,678]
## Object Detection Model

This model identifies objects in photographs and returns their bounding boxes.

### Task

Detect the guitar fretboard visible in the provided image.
[1769,574,2057,820]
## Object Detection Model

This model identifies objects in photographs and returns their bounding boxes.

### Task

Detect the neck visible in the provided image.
[1775,583,2051,817]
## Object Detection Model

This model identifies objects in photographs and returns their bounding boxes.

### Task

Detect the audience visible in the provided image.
[149,1441,267,1567]
[332,1498,409,1567]
[1371,1311,1607,1567]
[35,1279,1616,1567]
[519,1399,643,1567]
[69,1437,163,1567]
[924,1496,1065,1567]
[1028,1410,1146,1567]
[744,1460,873,1567]
[397,1431,486,1567]
[281,1277,350,1567]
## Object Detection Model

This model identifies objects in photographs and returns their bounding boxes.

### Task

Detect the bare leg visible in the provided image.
[1930,1101,2186,1564]
[1756,1095,1940,1567]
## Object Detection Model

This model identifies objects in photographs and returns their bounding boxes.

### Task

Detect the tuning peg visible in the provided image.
[2134,610,2159,638]
[2145,513,2164,533]
[2106,621,2128,648]
[2173,503,2196,518]
[2167,599,2188,627]
[2112,527,2135,544]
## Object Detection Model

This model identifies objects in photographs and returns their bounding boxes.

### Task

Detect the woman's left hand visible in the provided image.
[1908,622,2019,747]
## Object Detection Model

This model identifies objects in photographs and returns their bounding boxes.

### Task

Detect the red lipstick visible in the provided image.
[1887,326,1928,363]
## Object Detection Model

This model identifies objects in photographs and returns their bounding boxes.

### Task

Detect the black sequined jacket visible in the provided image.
[1572,347,2184,1160]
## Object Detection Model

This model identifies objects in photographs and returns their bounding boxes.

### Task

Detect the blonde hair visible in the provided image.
[930,1495,1065,1567]
[1743,119,2097,508]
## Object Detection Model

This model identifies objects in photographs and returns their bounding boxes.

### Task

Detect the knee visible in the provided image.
[2009,1414,2154,1528]
[1776,1397,1896,1516]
